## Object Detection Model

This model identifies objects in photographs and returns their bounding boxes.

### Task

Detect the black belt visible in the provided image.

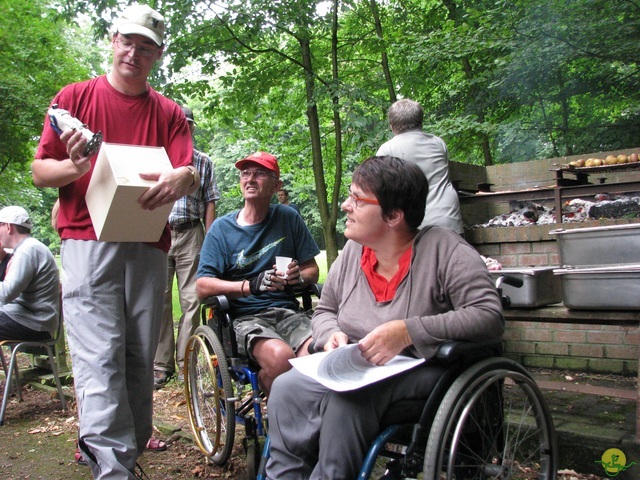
[171,219,201,232]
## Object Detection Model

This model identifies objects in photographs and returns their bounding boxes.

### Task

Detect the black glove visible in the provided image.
[249,269,276,295]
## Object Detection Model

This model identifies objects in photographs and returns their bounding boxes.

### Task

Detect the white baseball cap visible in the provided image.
[0,206,32,230]
[116,4,165,47]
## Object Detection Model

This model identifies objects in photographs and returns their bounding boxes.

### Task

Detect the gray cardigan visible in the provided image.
[312,227,504,359]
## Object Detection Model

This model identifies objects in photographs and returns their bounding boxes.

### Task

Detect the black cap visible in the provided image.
[181,106,195,124]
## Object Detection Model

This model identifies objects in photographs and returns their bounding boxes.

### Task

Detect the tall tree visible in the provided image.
[0,0,98,249]
[165,0,355,266]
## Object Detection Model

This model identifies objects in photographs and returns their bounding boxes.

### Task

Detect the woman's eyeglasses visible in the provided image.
[346,190,380,209]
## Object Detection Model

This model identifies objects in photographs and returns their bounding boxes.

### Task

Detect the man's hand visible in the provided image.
[138,166,195,211]
[249,268,286,295]
[60,129,92,176]
[280,259,306,290]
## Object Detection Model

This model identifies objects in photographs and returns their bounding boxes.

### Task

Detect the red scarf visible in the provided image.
[361,245,412,302]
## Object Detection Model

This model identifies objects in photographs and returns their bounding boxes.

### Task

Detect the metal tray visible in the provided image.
[549,223,640,266]
[491,267,562,308]
[553,264,640,310]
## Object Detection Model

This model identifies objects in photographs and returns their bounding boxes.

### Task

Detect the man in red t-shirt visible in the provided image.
[32,4,197,478]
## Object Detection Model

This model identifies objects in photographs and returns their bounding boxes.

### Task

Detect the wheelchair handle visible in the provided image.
[494,274,524,290]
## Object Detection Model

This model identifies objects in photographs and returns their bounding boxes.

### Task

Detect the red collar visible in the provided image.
[361,245,412,302]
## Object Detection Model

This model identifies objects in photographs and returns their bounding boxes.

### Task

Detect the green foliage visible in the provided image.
[4,0,640,257]
[0,0,99,249]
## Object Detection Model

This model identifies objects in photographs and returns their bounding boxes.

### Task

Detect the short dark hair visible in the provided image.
[388,99,424,134]
[278,189,289,196]
[352,156,428,231]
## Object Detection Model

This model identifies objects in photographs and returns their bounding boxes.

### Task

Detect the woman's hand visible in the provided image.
[324,331,348,351]
[358,320,412,365]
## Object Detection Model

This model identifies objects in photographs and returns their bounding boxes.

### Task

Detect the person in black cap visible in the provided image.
[154,106,220,388]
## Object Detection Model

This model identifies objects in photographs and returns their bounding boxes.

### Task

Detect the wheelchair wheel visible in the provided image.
[245,440,260,480]
[184,325,236,465]
[424,357,557,480]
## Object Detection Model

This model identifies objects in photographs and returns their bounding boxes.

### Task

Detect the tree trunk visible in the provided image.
[299,36,339,269]
[369,0,396,104]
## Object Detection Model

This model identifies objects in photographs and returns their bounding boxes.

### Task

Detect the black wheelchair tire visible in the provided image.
[423,357,557,480]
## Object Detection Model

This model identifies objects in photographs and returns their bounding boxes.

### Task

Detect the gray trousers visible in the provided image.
[154,224,204,373]
[62,240,166,479]
[265,363,445,479]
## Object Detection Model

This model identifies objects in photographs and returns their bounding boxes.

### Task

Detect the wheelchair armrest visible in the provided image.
[308,283,322,298]
[434,339,502,362]
[298,283,322,311]
[200,295,231,312]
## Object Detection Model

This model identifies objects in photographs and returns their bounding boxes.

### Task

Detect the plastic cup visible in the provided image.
[275,256,292,278]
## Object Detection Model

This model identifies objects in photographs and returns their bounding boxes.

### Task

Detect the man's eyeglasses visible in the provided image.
[240,168,277,180]
[346,190,380,209]
[115,38,159,58]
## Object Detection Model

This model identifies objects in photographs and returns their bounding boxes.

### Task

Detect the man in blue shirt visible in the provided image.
[196,152,320,393]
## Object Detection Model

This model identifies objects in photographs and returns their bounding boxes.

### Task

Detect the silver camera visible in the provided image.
[48,105,103,157]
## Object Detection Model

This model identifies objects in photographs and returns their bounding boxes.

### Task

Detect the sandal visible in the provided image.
[75,447,88,466]
[145,437,167,452]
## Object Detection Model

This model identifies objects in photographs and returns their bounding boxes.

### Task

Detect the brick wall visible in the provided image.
[503,321,640,375]
[450,150,640,375]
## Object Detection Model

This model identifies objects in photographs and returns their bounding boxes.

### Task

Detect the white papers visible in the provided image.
[289,344,425,392]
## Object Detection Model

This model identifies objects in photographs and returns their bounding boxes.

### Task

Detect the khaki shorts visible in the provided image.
[234,307,312,361]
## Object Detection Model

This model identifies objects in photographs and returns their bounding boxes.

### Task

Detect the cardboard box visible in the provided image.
[85,142,174,242]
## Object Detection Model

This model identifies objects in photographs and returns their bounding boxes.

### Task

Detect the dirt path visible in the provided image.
[0,380,245,479]
[0,375,610,479]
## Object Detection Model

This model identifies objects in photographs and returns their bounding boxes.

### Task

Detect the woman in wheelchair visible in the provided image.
[265,156,505,479]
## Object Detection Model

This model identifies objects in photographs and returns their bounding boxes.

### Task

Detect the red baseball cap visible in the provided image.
[235,151,280,179]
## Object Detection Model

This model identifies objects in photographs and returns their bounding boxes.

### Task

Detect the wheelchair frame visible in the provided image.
[186,275,558,480]
[183,284,321,478]
[356,340,557,479]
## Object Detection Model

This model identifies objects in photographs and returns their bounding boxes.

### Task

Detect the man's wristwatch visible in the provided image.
[186,166,197,187]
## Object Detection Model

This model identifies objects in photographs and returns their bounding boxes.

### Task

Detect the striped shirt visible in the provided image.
[169,149,221,226]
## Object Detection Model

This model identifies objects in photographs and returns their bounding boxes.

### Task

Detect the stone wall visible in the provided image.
[450,149,640,375]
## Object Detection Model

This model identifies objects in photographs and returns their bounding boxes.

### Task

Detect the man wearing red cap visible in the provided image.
[196,151,320,393]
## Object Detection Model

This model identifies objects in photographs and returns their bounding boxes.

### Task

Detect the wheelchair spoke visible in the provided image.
[184,327,236,465]
[425,358,557,480]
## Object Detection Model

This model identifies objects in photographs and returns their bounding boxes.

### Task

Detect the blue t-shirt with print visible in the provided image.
[197,204,320,316]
